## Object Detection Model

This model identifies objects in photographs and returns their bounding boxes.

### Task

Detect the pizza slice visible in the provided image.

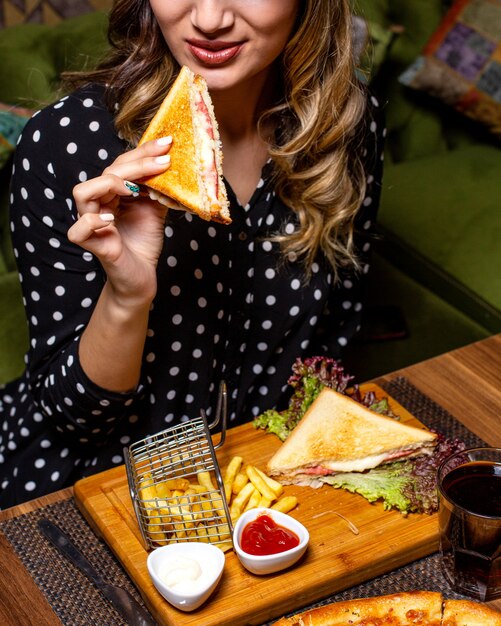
[272,592,501,626]
[442,598,501,626]
[272,591,443,625]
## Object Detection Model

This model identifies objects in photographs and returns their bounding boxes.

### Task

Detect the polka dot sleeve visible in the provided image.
[9,88,139,440]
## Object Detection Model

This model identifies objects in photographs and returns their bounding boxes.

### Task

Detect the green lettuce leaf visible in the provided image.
[253,356,353,440]
[321,463,414,513]
[252,409,291,442]
[320,433,467,514]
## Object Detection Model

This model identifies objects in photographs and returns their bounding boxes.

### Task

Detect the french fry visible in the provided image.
[244,487,262,512]
[162,478,191,491]
[177,493,199,511]
[211,493,227,523]
[232,471,249,495]
[189,484,210,494]
[223,455,243,500]
[145,505,172,542]
[154,484,172,499]
[148,523,169,542]
[254,466,284,498]
[197,492,227,527]
[217,522,231,540]
[198,471,216,491]
[192,525,207,540]
[171,526,189,539]
[271,495,298,514]
[206,523,231,544]
[230,481,255,521]
[198,496,216,517]
[138,483,158,502]
[246,465,277,501]
[171,504,202,524]
[258,495,273,508]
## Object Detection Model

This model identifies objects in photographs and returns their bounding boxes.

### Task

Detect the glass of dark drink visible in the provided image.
[437,447,501,601]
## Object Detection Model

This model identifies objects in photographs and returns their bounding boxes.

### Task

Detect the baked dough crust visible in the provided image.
[272,591,501,626]
[442,598,501,625]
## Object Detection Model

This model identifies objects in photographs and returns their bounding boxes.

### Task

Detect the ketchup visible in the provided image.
[240,514,300,556]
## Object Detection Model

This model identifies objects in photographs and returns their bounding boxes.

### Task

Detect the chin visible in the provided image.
[194,67,242,92]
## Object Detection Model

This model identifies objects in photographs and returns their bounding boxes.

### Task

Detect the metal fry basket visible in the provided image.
[124,382,233,550]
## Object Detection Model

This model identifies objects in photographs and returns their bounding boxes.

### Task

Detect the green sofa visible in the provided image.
[345,0,499,379]
[0,3,498,386]
[355,0,501,335]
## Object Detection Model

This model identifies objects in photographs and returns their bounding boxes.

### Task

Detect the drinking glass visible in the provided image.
[437,447,501,601]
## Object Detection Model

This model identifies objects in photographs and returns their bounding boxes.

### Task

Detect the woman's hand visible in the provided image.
[68,137,172,307]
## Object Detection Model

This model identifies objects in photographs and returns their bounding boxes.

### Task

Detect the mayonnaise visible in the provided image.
[158,555,202,592]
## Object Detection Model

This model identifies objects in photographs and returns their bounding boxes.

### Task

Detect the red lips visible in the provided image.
[187,39,243,66]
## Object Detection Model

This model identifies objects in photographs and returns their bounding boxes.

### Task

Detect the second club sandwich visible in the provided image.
[266,387,437,487]
[138,65,231,224]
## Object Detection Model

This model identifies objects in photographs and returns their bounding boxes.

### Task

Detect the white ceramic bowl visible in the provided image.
[233,507,309,575]
[147,542,225,611]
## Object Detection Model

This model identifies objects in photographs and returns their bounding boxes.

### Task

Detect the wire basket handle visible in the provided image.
[207,380,228,450]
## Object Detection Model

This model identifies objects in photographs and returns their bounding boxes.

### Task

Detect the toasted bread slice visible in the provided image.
[139,66,230,224]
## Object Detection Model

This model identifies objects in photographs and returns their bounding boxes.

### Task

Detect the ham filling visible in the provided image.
[194,88,219,207]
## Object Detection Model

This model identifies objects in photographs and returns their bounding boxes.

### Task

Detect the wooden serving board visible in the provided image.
[74,383,440,626]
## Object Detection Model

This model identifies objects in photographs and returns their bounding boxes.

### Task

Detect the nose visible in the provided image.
[191,0,235,33]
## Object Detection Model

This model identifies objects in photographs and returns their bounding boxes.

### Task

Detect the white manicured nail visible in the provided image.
[155,155,171,164]
[157,136,172,146]
[99,213,115,222]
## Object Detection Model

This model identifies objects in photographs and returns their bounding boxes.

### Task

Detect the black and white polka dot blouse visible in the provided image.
[0,84,384,508]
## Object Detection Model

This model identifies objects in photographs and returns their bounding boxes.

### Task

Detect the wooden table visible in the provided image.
[1,334,500,625]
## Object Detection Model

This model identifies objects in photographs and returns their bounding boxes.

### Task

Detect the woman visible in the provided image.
[0,0,384,508]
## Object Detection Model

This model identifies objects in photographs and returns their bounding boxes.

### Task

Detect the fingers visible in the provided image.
[73,173,127,210]
[72,136,172,215]
[103,136,173,180]
[113,135,173,166]
[67,211,116,247]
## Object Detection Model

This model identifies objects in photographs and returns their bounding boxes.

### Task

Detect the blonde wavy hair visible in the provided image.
[65,0,368,279]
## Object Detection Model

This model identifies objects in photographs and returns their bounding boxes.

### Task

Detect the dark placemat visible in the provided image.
[381,377,485,448]
[0,377,487,626]
[1,497,151,625]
